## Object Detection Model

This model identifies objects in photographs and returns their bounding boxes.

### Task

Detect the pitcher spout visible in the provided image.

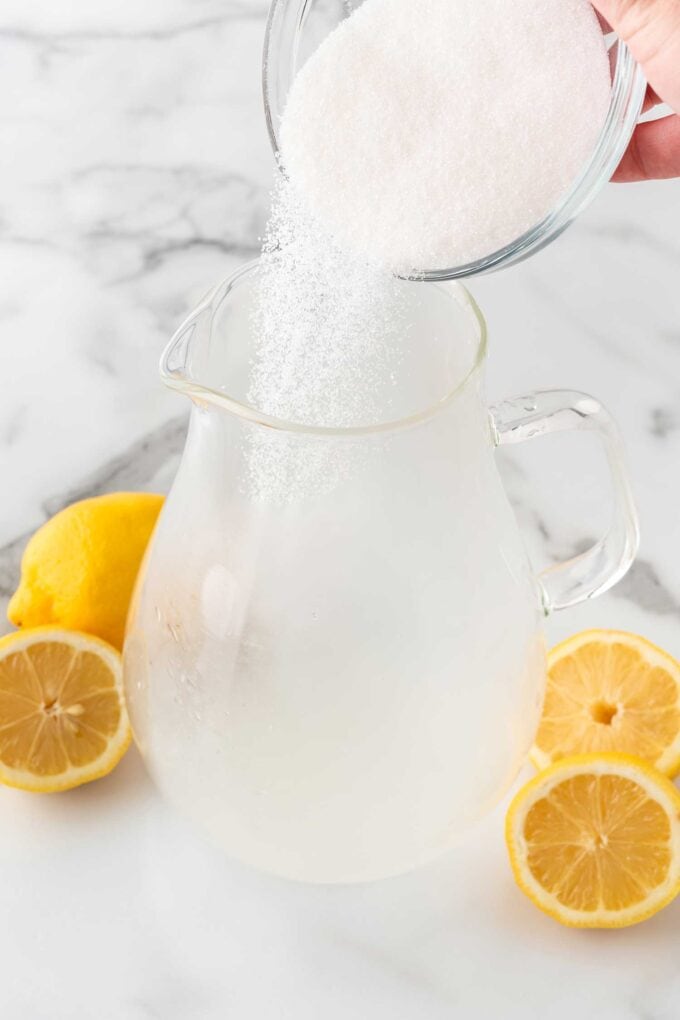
[160,298,212,397]
[160,261,258,411]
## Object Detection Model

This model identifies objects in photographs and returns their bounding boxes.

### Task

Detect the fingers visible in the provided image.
[592,0,680,179]
[594,10,612,32]
[590,0,680,111]
[593,0,671,45]
[612,115,680,181]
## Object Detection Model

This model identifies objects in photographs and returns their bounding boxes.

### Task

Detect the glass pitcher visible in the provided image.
[124,261,638,883]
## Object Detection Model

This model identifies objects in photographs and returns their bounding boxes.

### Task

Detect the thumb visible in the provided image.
[591,0,680,111]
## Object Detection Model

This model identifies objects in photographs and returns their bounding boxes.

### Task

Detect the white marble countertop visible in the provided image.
[2,2,680,1017]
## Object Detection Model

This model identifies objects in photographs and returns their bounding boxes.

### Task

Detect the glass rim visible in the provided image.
[262,0,646,281]
[160,259,489,438]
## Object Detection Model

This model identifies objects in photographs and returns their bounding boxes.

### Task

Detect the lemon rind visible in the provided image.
[531,629,680,779]
[0,627,131,793]
[506,753,680,928]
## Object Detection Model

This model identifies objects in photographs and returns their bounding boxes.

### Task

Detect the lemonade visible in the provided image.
[125,268,547,882]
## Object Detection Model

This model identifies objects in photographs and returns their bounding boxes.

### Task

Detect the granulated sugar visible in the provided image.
[245,0,612,499]
[249,177,406,429]
[280,0,612,274]
[246,178,407,501]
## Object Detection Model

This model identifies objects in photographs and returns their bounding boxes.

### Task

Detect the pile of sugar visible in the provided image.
[280,0,612,274]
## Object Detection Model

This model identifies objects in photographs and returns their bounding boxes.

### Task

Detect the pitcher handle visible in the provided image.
[490,390,639,615]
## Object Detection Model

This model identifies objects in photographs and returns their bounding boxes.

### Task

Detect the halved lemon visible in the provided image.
[0,627,130,792]
[506,753,680,928]
[532,630,680,777]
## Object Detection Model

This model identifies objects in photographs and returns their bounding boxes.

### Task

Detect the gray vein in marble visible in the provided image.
[532,513,551,543]
[327,933,457,1017]
[500,451,680,617]
[42,415,187,516]
[564,537,680,619]
[0,8,270,46]
[524,512,680,620]
[0,533,27,601]
[86,349,117,377]
[582,221,680,264]
[1,165,269,285]
[122,236,261,282]
[527,275,648,375]
[0,414,187,597]
[3,405,26,446]
[0,234,60,251]
[616,558,680,618]
[68,162,262,185]
[650,407,678,439]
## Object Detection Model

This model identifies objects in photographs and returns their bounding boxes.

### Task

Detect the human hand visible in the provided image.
[592,0,680,180]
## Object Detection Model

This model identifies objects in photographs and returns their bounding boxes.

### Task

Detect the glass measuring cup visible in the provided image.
[262,0,646,280]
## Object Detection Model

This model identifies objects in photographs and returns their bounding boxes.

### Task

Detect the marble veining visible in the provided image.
[649,406,678,438]
[1,0,680,1016]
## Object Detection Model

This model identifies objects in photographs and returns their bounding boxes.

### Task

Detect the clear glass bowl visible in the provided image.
[262,0,646,280]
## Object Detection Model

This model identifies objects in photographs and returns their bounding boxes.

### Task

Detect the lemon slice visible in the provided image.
[506,753,680,928]
[532,630,680,776]
[0,627,130,792]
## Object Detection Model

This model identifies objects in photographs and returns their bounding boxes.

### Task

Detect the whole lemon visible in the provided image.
[8,492,164,650]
